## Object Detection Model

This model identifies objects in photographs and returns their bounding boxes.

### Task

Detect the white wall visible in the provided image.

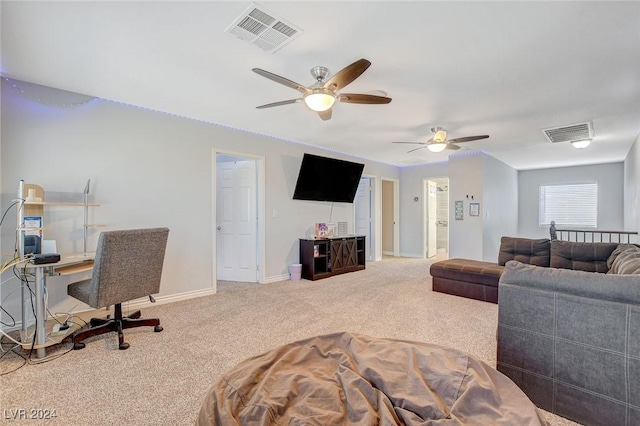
[398,161,448,257]
[448,153,485,260]
[446,153,518,261]
[624,134,640,242]
[0,80,399,323]
[482,154,518,261]
[518,162,624,239]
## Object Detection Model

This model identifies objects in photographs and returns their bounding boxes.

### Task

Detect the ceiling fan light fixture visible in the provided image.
[571,139,591,149]
[427,141,447,152]
[433,129,447,143]
[304,90,336,112]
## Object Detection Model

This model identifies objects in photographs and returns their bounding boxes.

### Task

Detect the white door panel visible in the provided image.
[355,177,373,261]
[216,160,257,282]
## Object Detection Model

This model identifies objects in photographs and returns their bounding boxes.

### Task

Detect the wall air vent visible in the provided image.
[225,3,303,53]
[542,122,593,143]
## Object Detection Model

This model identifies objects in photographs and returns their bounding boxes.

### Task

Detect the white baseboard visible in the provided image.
[1,287,216,334]
[382,251,423,258]
[263,274,290,283]
[399,252,423,258]
[125,287,216,310]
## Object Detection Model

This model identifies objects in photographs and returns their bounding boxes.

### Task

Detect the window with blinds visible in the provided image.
[539,183,597,228]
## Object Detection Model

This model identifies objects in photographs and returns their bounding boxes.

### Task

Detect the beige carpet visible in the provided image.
[1,257,577,425]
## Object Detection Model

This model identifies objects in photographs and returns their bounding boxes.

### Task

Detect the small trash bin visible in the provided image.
[289,264,302,281]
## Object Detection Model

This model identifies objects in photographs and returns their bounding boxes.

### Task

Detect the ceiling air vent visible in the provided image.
[225,3,303,53]
[542,122,593,143]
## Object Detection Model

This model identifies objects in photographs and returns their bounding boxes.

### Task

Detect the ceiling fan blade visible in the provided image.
[407,146,427,153]
[256,99,301,109]
[446,143,461,150]
[338,93,392,104]
[318,109,332,121]
[323,58,371,91]
[392,141,426,145]
[252,68,310,94]
[448,135,489,143]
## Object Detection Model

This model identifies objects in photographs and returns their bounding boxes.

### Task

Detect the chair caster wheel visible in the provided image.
[73,341,86,350]
[154,325,163,332]
[119,342,130,350]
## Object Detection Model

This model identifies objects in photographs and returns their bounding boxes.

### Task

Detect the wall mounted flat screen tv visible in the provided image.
[293,153,365,203]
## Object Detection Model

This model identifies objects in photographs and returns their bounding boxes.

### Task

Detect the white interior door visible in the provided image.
[427,180,437,258]
[216,159,257,282]
[355,177,373,261]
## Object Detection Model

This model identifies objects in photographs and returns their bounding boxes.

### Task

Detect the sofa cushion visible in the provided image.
[607,244,640,275]
[550,240,619,273]
[498,237,550,267]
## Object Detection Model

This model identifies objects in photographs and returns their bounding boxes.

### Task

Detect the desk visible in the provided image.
[21,253,94,358]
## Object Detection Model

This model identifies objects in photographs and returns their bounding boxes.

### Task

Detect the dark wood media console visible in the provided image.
[299,236,366,280]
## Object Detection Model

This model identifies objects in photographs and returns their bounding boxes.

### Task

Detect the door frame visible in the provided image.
[212,149,265,291]
[379,176,400,258]
[353,174,376,262]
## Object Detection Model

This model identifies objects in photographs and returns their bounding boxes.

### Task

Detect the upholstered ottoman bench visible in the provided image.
[430,237,552,303]
[430,259,504,303]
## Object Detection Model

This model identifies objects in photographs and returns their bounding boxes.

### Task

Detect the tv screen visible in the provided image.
[293,153,365,203]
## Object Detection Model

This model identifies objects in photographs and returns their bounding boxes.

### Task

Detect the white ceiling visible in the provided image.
[2,1,639,170]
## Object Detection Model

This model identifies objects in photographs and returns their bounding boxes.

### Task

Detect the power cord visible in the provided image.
[0,329,23,346]
[27,340,74,365]
[0,198,75,372]
[0,305,16,328]
[0,199,21,227]
[14,263,38,359]
[1,254,33,274]
[0,340,27,376]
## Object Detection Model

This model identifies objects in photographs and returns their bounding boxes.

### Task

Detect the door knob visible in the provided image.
[217,226,222,230]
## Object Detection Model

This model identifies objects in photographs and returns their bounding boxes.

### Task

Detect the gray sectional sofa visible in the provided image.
[497,243,640,425]
[430,236,597,303]
[431,236,640,425]
[430,237,631,303]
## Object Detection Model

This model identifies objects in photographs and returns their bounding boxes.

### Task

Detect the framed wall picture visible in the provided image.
[469,202,480,217]
[455,200,464,220]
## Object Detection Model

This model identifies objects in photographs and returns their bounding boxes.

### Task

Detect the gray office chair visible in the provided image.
[68,227,170,350]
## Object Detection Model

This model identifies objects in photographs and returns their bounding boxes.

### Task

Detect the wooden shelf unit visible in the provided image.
[299,236,366,281]
[18,180,100,257]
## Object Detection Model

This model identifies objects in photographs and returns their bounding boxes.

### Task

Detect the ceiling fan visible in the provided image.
[393,127,489,153]
[252,58,392,121]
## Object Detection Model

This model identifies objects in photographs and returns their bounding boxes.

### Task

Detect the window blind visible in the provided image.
[539,183,597,228]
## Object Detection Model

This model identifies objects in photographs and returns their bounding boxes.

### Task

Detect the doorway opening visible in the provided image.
[424,178,449,260]
[213,152,265,288]
[381,177,399,258]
